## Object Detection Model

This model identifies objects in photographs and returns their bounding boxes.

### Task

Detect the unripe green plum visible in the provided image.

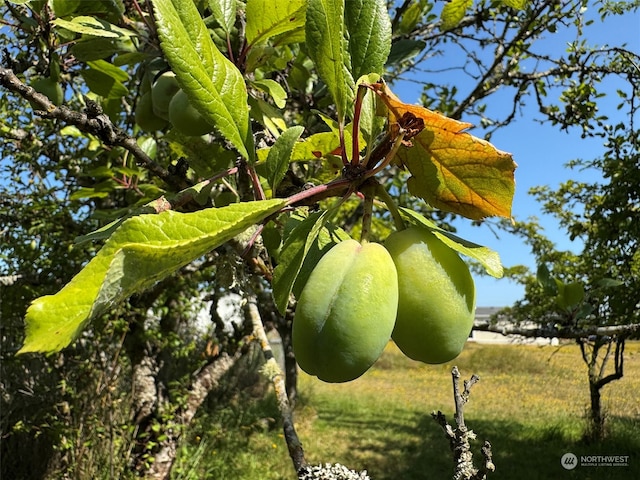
[293,239,398,383]
[151,72,179,120]
[385,227,475,364]
[135,92,168,132]
[31,77,64,106]
[168,89,213,136]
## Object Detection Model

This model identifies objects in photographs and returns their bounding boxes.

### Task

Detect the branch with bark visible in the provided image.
[0,66,188,190]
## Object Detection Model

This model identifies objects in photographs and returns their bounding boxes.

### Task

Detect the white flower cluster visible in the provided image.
[298,463,371,480]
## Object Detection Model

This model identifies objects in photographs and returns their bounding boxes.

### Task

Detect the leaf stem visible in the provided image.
[359,182,376,243]
[376,183,406,231]
[351,85,368,166]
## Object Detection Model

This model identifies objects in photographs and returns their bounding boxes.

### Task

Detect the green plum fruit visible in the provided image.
[151,71,179,120]
[168,89,213,136]
[385,227,475,364]
[293,239,398,383]
[135,92,168,132]
[31,77,64,106]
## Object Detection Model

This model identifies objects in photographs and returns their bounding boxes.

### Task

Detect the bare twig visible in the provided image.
[432,367,494,480]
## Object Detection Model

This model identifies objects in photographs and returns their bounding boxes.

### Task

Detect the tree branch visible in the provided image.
[0,66,188,190]
[473,321,640,340]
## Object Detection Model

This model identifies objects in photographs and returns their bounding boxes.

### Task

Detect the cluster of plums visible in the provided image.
[135,71,213,136]
[292,227,476,383]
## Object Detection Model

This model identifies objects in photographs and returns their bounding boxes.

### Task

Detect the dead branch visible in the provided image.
[432,367,494,480]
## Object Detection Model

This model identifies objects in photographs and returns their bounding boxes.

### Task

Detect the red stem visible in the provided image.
[285,178,352,207]
[350,85,367,166]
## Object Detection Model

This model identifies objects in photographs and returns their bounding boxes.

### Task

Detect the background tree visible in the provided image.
[483,109,640,440]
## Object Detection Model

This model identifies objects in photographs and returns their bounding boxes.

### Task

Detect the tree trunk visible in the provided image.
[580,336,626,442]
[587,374,604,441]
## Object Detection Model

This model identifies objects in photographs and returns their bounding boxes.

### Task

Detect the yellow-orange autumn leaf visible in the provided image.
[369,82,517,220]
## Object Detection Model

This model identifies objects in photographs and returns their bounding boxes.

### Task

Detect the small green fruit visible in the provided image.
[135,92,168,132]
[385,227,475,364]
[31,77,64,106]
[151,72,179,120]
[293,239,398,383]
[168,89,213,136]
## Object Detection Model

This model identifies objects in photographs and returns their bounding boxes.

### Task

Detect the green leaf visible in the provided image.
[272,210,349,314]
[440,0,473,31]
[19,200,285,354]
[386,39,426,66]
[557,281,585,310]
[208,0,237,33]
[595,278,624,289]
[536,263,558,295]
[80,60,129,99]
[153,0,253,160]
[345,0,391,80]
[265,126,304,194]
[290,131,341,162]
[500,0,527,10]
[248,97,287,137]
[399,208,504,278]
[51,16,135,38]
[251,79,288,109]
[166,131,236,178]
[397,0,425,34]
[70,37,136,62]
[306,0,355,122]
[245,0,306,46]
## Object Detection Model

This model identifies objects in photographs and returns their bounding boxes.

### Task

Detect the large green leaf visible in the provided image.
[19,200,285,354]
[345,0,391,80]
[306,0,355,122]
[153,0,253,160]
[399,208,504,278]
[245,0,306,46]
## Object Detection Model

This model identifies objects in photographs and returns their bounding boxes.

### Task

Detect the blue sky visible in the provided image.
[393,4,640,307]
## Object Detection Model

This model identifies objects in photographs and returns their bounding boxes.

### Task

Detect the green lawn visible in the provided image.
[175,341,640,480]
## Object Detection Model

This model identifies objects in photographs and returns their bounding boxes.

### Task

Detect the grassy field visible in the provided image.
[175,341,640,480]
